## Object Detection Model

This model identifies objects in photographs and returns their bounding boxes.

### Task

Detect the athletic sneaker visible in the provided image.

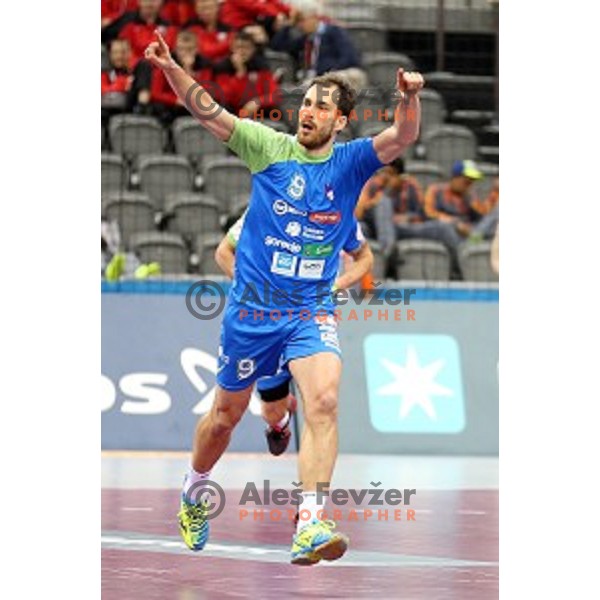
[178,493,210,551]
[265,394,297,456]
[290,519,349,566]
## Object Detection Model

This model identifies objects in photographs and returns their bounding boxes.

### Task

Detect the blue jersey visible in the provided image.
[226,118,384,312]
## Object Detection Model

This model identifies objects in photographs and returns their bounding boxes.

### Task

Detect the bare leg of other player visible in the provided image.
[289,353,341,491]
[191,385,253,472]
[261,397,290,427]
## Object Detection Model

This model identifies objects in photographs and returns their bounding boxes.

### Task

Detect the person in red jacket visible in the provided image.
[101,0,137,27]
[212,29,281,118]
[150,30,213,123]
[102,0,178,65]
[161,0,195,26]
[185,0,235,62]
[220,0,292,36]
[101,39,153,117]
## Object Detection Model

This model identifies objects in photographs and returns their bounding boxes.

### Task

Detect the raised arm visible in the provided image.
[144,30,236,141]
[373,68,425,164]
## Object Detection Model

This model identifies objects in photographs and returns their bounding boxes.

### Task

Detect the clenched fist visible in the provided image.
[144,30,176,70]
[396,68,425,97]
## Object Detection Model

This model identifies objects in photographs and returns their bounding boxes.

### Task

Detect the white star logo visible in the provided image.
[375,346,454,420]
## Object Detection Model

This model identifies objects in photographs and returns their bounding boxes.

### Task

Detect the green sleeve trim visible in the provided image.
[226,232,238,248]
[226,118,295,174]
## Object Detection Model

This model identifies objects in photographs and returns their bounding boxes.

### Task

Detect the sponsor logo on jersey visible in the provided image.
[271,252,297,276]
[302,243,334,258]
[309,211,341,225]
[302,226,326,241]
[288,173,306,200]
[298,258,325,279]
[265,236,302,254]
[272,199,307,217]
[285,221,302,237]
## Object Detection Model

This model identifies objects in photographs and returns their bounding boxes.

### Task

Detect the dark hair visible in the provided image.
[309,73,356,118]
[235,30,257,46]
[389,157,405,174]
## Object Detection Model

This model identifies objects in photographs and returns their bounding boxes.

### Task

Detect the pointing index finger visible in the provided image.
[155,29,169,51]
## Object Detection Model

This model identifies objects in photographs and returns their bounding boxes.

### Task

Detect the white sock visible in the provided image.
[296,491,326,533]
[273,411,290,431]
[183,466,211,504]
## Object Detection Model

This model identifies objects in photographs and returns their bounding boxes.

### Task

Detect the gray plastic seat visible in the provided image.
[458,242,498,282]
[395,239,451,281]
[345,23,388,54]
[102,192,155,248]
[102,153,127,193]
[109,115,165,157]
[422,125,478,176]
[165,193,220,237]
[416,89,447,137]
[130,231,188,274]
[351,89,387,133]
[172,116,228,165]
[264,50,295,83]
[138,155,194,211]
[405,161,445,191]
[203,157,252,213]
[358,121,390,138]
[195,232,226,276]
[363,52,416,88]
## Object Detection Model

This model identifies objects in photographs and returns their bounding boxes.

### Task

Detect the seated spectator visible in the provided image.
[470,176,499,241]
[101,39,152,117]
[150,30,213,123]
[161,0,196,26]
[101,0,137,28]
[270,0,366,90]
[185,0,235,62]
[213,30,281,118]
[356,159,425,254]
[220,0,292,37]
[102,0,178,65]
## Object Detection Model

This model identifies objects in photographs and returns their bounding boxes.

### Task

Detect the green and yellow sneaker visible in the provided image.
[291,519,349,566]
[178,493,210,552]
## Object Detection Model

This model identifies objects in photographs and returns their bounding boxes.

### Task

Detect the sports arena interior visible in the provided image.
[101,0,499,597]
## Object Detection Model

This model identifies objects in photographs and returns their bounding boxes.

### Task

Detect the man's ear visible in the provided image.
[334,113,348,134]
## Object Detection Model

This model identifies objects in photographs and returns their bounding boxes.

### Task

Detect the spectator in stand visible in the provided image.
[212,30,281,118]
[101,0,137,27]
[470,176,499,241]
[102,0,178,65]
[150,30,213,123]
[161,0,196,26]
[185,0,235,62]
[101,39,152,117]
[220,0,292,37]
[270,0,366,90]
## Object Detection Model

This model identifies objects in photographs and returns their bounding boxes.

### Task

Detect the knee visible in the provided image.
[210,402,244,436]
[304,385,338,426]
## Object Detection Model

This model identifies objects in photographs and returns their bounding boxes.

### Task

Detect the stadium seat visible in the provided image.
[138,155,194,211]
[363,52,416,88]
[172,116,228,167]
[130,231,188,274]
[264,50,295,83]
[405,161,445,191]
[424,72,496,113]
[367,240,387,280]
[351,88,386,134]
[478,145,499,164]
[101,192,156,248]
[358,121,390,138]
[336,127,354,143]
[345,23,389,54]
[228,193,249,219]
[203,157,252,214]
[422,125,478,175]
[415,89,447,137]
[102,153,128,193]
[165,193,220,237]
[109,115,166,158]
[395,239,451,281]
[458,242,498,282]
[195,232,225,276]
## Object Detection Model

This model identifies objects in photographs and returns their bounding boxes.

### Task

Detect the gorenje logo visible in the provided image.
[265,236,302,254]
[303,243,334,257]
[309,211,341,225]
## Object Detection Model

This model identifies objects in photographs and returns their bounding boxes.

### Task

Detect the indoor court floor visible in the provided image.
[102,453,498,599]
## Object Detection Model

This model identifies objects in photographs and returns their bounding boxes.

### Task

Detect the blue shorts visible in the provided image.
[217,302,341,392]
